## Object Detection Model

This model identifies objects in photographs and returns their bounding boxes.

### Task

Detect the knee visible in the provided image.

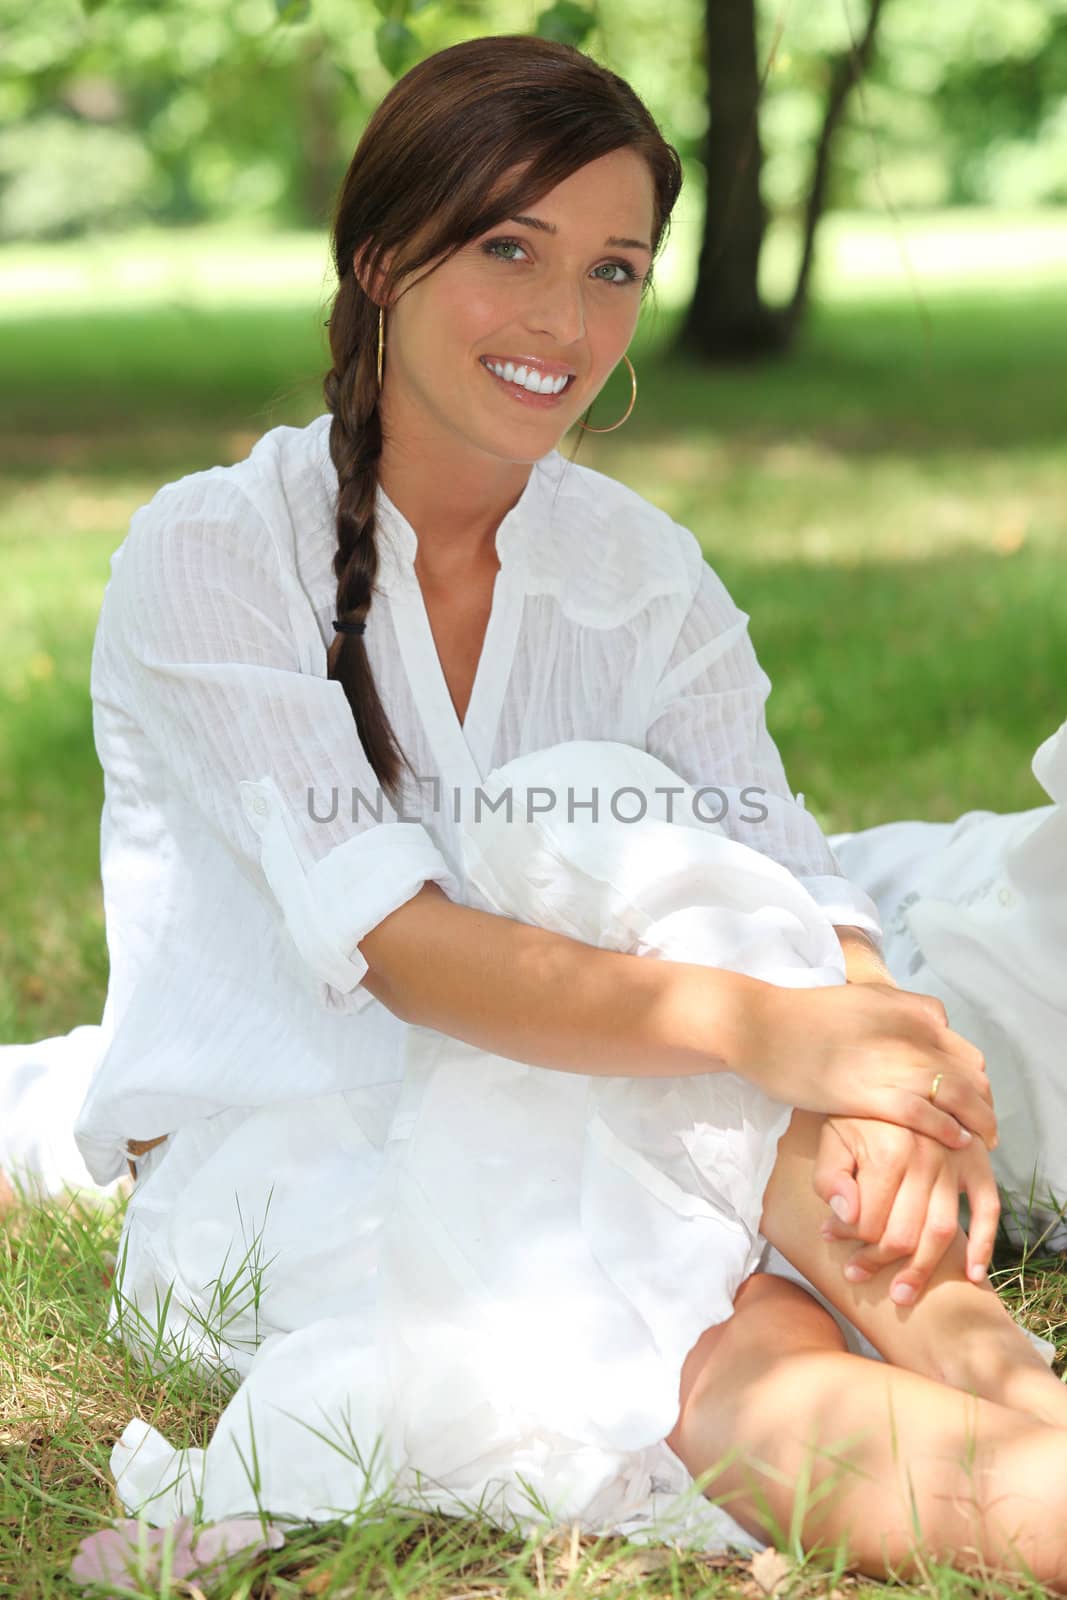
[738,1271,850,1355]
[666,1271,847,1458]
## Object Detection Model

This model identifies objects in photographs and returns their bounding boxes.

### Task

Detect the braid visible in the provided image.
[324,274,414,802]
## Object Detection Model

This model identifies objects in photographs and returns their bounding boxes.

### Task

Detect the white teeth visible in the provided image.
[483,358,569,395]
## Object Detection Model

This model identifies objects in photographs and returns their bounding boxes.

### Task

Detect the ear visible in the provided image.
[352,240,395,308]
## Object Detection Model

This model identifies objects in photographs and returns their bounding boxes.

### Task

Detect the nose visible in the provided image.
[522,269,586,347]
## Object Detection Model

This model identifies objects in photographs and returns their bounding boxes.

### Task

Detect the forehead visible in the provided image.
[488,149,654,226]
[394,150,655,290]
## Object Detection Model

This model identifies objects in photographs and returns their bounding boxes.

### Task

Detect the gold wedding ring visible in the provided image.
[929,1072,944,1104]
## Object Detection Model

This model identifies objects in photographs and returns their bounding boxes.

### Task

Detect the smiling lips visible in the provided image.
[479,356,575,397]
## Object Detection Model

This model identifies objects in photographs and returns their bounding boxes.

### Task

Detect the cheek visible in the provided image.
[589,288,641,342]
[439,270,509,337]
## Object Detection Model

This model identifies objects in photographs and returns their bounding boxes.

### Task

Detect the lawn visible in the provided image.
[1,211,1065,1596]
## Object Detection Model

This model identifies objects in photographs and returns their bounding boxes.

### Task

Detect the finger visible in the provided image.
[940,1027,990,1078]
[823,1155,908,1246]
[938,1035,994,1101]
[839,1158,939,1281]
[827,1173,860,1230]
[811,1122,859,1228]
[874,1088,978,1152]
[896,1063,998,1150]
[964,1164,1002,1284]
[927,1065,998,1148]
[886,1167,962,1306]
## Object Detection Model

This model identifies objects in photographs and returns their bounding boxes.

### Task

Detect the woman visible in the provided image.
[49,33,1067,1586]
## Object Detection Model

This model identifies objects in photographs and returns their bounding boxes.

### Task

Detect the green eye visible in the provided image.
[483,239,527,263]
[481,238,641,285]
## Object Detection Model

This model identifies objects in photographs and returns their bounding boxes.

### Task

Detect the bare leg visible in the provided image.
[664,1271,1067,1588]
[757,1109,1067,1427]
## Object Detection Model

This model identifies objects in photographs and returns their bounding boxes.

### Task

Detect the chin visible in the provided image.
[471,425,565,465]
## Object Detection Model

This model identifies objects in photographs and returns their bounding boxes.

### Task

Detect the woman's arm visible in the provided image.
[360,883,998,1151]
[359,881,767,1080]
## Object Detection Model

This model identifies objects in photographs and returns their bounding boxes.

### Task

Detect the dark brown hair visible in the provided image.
[322,33,682,799]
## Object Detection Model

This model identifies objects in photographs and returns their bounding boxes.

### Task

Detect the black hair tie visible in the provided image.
[333,619,366,635]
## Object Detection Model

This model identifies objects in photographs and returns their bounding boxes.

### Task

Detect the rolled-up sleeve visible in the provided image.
[101,477,461,1013]
[644,548,883,943]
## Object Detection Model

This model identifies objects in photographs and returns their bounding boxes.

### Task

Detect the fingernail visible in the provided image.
[844,1264,871,1282]
[891,1281,916,1306]
[969,1262,987,1282]
[957,1128,972,1144]
[829,1196,850,1221]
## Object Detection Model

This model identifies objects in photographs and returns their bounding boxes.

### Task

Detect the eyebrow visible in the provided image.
[507,214,651,254]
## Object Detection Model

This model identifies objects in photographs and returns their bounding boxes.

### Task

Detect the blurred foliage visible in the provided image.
[767,0,1067,212]
[0,0,1064,241]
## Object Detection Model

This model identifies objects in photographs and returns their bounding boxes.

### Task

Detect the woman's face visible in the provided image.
[382,148,656,466]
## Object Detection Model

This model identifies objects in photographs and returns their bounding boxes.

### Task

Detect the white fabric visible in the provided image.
[68,411,878,1190]
[103,741,1053,1546]
[0,1026,112,1202]
[828,717,1067,1249]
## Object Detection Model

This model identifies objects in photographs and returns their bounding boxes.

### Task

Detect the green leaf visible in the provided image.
[370,0,432,19]
[273,0,312,21]
[535,0,596,47]
[375,18,420,78]
[80,0,109,13]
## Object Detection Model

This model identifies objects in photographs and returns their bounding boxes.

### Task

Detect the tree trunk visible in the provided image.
[674,0,788,363]
[676,0,890,365]
[783,0,889,334]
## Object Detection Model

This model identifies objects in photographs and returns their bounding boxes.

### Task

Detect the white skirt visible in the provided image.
[93,743,1055,1546]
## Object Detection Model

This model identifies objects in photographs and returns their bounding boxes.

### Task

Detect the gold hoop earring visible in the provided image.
[377,304,385,389]
[576,354,636,433]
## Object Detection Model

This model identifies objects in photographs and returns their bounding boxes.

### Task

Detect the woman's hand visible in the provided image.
[738,978,998,1152]
[810,1114,1001,1304]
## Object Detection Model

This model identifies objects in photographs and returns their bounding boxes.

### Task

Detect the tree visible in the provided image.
[674,0,889,363]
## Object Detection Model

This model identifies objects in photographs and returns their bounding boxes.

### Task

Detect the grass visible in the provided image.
[1,211,1066,1596]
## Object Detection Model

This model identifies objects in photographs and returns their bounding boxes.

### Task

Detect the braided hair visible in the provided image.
[322,33,682,801]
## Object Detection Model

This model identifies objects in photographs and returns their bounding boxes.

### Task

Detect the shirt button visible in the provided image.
[998,885,1014,906]
[253,796,269,816]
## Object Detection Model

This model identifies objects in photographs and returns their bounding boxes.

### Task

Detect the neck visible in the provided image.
[376,436,538,576]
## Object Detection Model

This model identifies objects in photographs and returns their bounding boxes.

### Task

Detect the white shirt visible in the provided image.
[74,412,881,1185]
